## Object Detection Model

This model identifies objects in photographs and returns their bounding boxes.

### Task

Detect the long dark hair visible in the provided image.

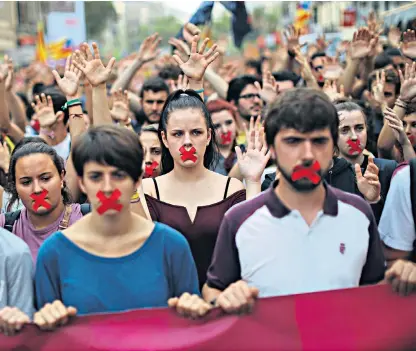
[158,89,219,174]
[6,142,72,211]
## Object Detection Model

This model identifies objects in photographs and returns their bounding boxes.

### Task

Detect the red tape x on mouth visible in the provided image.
[291,161,321,184]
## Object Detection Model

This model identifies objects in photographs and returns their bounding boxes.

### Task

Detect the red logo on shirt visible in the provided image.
[339,243,346,255]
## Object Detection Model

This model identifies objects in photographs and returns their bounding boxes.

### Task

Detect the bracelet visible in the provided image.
[194,88,204,94]
[62,98,82,111]
[395,99,408,109]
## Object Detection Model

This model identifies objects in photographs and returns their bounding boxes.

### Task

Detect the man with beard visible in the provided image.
[138,77,169,128]
[202,89,391,313]
[226,75,263,145]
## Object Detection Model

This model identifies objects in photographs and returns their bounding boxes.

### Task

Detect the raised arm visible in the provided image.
[111,33,161,93]
[52,54,85,202]
[72,42,115,126]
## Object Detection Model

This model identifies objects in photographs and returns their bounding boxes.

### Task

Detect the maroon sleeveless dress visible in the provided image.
[145,178,246,289]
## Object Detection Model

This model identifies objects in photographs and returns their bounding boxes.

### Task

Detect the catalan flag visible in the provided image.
[36,22,73,63]
[35,22,47,63]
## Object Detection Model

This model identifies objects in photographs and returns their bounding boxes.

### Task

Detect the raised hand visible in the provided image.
[31,94,56,127]
[0,307,30,336]
[284,25,300,54]
[322,57,344,80]
[218,61,239,83]
[0,141,10,173]
[0,59,9,84]
[323,80,345,102]
[72,42,115,87]
[254,71,279,104]
[168,293,212,319]
[183,23,201,44]
[293,47,317,84]
[388,26,402,48]
[4,55,14,92]
[383,107,409,145]
[137,33,161,63]
[316,34,330,52]
[372,69,386,105]
[169,74,189,92]
[172,35,219,81]
[402,30,416,59]
[110,89,130,122]
[350,28,373,60]
[168,37,190,63]
[52,55,82,98]
[398,62,416,103]
[236,116,271,183]
[355,156,381,203]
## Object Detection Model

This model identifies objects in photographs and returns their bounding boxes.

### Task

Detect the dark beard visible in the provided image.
[276,159,327,193]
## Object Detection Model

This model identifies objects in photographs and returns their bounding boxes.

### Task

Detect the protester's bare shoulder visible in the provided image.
[142,174,167,197]
[207,170,245,197]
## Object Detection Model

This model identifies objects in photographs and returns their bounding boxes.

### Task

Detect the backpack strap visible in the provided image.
[409,159,416,261]
[4,210,22,233]
[80,203,91,216]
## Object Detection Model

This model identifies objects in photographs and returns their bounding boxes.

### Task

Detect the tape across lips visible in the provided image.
[144,161,159,177]
[30,189,52,211]
[347,139,361,154]
[291,161,321,184]
[179,146,197,162]
[96,189,123,215]
[220,131,232,144]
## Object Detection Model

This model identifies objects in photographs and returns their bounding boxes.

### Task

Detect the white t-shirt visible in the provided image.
[52,133,71,161]
[379,165,415,252]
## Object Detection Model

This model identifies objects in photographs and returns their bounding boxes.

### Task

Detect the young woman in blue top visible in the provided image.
[34,125,211,330]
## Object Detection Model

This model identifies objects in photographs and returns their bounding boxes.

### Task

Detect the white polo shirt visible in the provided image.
[207,184,385,297]
[379,165,415,252]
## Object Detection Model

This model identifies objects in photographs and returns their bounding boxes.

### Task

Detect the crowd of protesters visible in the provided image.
[0,14,415,336]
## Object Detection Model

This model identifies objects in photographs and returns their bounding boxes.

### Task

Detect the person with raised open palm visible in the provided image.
[72,42,115,88]
[52,55,82,98]
[172,35,219,83]
[72,42,115,126]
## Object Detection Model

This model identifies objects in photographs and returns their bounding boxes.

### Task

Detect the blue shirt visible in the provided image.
[35,223,199,315]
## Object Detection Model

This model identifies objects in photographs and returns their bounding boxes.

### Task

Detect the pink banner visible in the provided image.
[1,285,415,351]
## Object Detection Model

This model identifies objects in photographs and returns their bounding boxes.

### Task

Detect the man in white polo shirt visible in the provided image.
[202,88,386,312]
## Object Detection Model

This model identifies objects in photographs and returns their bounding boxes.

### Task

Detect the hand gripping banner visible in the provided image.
[1,285,415,350]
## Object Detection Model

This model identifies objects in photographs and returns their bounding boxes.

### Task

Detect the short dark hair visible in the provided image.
[272,70,301,86]
[158,65,183,81]
[374,53,394,70]
[310,52,327,66]
[264,88,339,147]
[405,101,416,116]
[40,86,70,125]
[6,142,72,211]
[226,75,260,104]
[385,48,402,57]
[245,59,262,76]
[72,125,144,182]
[158,90,219,173]
[12,137,48,156]
[368,69,401,95]
[139,77,170,99]
[140,123,158,134]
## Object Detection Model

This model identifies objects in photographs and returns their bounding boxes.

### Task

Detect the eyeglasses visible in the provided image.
[239,93,261,100]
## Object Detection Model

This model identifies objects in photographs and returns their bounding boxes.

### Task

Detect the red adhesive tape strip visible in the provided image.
[347,139,361,154]
[179,146,197,162]
[220,131,232,144]
[144,161,159,177]
[96,189,123,215]
[291,161,321,184]
[30,189,52,211]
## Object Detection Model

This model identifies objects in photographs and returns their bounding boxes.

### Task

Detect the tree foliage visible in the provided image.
[85,1,118,40]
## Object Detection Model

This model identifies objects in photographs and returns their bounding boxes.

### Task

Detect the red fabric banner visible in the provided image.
[1,285,415,351]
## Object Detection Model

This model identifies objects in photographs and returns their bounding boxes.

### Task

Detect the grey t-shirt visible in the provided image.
[0,228,34,317]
